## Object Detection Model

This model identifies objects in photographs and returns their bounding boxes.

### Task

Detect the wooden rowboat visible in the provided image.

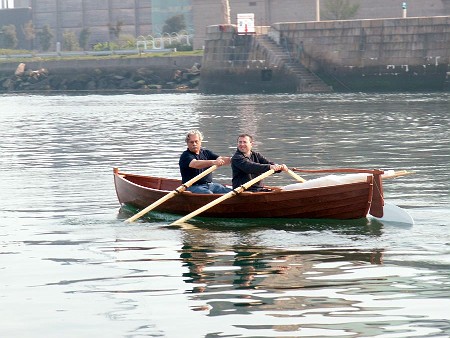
[113,168,387,220]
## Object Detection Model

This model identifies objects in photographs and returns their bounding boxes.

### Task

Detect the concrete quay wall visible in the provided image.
[199,25,298,94]
[276,16,449,66]
[0,55,201,75]
[200,16,450,92]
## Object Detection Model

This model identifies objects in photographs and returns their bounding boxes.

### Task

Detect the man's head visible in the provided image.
[237,134,253,155]
[185,130,203,154]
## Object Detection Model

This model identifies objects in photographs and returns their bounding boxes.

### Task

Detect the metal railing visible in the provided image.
[136,31,193,50]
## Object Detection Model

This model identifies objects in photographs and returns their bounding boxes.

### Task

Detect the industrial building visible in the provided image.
[1,0,449,51]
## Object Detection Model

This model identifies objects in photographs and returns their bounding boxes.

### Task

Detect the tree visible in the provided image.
[0,24,18,49]
[108,21,123,40]
[63,31,79,51]
[79,27,91,50]
[322,0,360,20]
[22,20,35,50]
[162,15,186,34]
[37,24,54,51]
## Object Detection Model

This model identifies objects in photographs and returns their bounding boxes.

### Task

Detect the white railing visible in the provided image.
[136,31,193,50]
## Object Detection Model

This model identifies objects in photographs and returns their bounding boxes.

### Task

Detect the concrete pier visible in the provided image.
[200,16,450,93]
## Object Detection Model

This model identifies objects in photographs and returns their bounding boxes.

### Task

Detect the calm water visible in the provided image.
[0,92,449,338]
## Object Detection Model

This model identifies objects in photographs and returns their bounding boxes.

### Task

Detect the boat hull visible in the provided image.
[113,169,382,220]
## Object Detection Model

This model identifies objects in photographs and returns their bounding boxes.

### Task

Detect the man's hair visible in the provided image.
[237,133,253,142]
[185,129,204,143]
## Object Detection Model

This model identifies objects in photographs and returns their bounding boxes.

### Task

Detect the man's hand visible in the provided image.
[215,156,231,166]
[214,158,225,166]
[270,164,288,172]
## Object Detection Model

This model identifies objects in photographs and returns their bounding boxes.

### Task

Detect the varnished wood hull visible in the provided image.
[114,169,384,220]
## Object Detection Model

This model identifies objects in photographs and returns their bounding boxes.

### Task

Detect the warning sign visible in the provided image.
[237,13,255,34]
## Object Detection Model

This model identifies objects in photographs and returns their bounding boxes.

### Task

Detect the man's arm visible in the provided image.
[256,153,288,172]
[233,152,287,173]
[189,150,231,169]
[231,152,271,174]
[189,158,226,169]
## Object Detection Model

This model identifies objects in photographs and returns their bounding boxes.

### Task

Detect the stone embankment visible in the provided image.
[0,55,202,93]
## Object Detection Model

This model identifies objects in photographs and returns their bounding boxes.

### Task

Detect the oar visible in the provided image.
[291,167,413,179]
[125,165,218,223]
[171,169,276,226]
[381,170,414,179]
[286,169,306,183]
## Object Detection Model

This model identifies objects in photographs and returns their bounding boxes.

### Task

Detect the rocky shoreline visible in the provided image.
[0,61,201,93]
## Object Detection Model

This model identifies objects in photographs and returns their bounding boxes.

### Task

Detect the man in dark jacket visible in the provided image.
[231,134,287,191]
[179,130,232,194]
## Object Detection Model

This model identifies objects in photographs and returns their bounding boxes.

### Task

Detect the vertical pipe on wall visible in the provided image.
[316,0,320,21]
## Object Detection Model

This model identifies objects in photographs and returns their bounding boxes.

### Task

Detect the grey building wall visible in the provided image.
[0,7,32,49]
[30,0,151,50]
[4,0,450,52]
[13,0,31,8]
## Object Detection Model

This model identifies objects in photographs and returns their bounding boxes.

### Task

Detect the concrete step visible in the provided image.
[255,35,332,93]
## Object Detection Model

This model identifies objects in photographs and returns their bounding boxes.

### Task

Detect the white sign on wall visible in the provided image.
[237,13,255,34]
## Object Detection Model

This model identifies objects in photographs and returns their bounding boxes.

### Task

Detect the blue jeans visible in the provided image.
[187,183,232,194]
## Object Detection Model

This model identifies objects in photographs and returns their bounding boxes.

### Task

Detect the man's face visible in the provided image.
[237,136,252,154]
[187,134,202,154]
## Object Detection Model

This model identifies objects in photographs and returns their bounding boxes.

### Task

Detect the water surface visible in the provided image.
[1,92,449,337]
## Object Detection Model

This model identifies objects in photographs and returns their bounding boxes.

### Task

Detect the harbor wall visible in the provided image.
[199,25,299,94]
[200,16,450,92]
[0,55,201,73]
[275,16,450,91]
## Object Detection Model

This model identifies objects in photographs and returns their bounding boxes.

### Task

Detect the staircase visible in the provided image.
[255,35,333,93]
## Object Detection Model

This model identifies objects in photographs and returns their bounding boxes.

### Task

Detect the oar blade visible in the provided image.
[371,202,414,225]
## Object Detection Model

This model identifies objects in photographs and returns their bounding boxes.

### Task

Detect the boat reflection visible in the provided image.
[118,204,385,235]
[179,229,385,318]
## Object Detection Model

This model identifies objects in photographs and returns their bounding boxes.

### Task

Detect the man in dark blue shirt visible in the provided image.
[179,130,232,194]
[231,134,288,191]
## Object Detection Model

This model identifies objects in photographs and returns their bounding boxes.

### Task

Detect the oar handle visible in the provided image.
[125,165,219,223]
[382,170,413,179]
[291,168,412,179]
[171,169,275,226]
